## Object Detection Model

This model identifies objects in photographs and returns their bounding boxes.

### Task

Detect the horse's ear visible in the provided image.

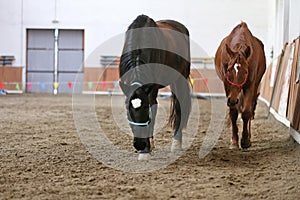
[243,46,251,58]
[119,81,130,96]
[225,44,234,58]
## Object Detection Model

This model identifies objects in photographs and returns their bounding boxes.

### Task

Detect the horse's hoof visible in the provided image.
[171,139,182,152]
[229,139,239,149]
[137,153,151,161]
[241,139,251,149]
[229,143,239,150]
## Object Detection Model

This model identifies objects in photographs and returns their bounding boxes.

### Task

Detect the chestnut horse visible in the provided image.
[119,15,191,159]
[215,22,266,149]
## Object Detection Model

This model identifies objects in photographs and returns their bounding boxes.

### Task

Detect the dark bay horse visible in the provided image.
[119,15,191,158]
[215,22,266,149]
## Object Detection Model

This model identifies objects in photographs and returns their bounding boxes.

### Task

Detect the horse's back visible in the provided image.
[156,19,191,78]
[157,20,189,36]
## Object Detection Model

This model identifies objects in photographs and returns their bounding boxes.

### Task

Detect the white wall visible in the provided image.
[0,0,274,68]
[0,0,23,66]
[269,0,300,88]
[289,0,300,42]
[272,0,300,59]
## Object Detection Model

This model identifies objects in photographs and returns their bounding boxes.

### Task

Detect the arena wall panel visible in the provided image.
[287,38,300,131]
[271,43,292,113]
[260,37,300,141]
[260,63,273,102]
[83,67,225,95]
[0,66,22,91]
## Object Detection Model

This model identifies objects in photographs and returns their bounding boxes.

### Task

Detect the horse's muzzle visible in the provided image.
[133,137,150,152]
[133,137,146,150]
[227,98,239,107]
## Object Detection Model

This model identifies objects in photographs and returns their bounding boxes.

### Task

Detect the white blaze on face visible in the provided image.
[233,63,240,76]
[131,98,142,109]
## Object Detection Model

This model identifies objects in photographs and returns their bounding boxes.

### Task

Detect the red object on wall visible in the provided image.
[68,82,73,88]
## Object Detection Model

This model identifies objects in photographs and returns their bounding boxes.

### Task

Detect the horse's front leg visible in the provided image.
[229,107,239,149]
[137,93,158,161]
[137,104,157,153]
[148,89,159,151]
[241,110,252,148]
[148,104,157,151]
[241,91,253,149]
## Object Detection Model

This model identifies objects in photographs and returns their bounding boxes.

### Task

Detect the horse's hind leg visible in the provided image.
[173,95,182,141]
[171,95,183,151]
[169,79,191,152]
[229,107,239,149]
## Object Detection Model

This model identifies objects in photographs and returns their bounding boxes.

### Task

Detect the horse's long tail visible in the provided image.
[168,78,191,130]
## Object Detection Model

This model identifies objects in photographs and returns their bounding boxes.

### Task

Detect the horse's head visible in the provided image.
[224,44,250,107]
[120,81,153,152]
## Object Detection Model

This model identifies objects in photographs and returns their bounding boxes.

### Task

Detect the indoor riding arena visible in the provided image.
[1,0,299,199]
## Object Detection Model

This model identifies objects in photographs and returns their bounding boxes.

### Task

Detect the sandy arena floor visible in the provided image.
[0,94,299,199]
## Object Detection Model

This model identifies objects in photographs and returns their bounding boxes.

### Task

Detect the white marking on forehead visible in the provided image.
[233,63,240,76]
[131,98,142,108]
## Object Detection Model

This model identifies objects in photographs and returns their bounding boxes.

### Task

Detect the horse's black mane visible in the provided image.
[128,15,157,30]
[119,15,160,77]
